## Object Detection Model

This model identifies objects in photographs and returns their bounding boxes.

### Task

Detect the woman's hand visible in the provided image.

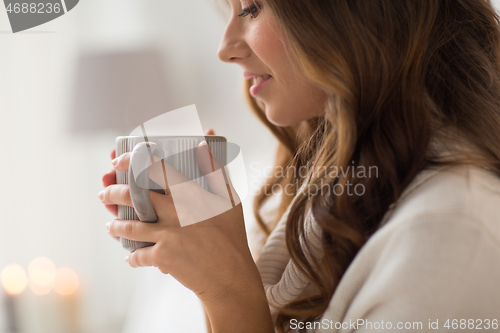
[98,129,274,332]
[99,129,217,237]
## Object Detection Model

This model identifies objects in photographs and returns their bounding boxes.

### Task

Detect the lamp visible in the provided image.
[70,48,174,133]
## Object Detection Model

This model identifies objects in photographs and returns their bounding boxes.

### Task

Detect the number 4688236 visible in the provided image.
[6,3,61,14]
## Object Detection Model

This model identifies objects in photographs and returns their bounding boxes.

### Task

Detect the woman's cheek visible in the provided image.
[249,14,289,75]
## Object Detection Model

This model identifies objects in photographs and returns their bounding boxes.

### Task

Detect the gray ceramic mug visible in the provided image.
[115,135,227,251]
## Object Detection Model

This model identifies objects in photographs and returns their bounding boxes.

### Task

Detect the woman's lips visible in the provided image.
[250,75,272,97]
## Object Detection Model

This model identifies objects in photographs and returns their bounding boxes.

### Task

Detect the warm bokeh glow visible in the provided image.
[28,257,56,295]
[1,264,28,295]
[54,268,79,296]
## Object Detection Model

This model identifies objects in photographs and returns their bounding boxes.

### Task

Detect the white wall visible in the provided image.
[0,1,276,332]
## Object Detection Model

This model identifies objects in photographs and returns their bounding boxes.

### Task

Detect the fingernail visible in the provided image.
[124,255,129,263]
[111,158,119,167]
[106,221,111,232]
[98,190,105,203]
[199,141,213,154]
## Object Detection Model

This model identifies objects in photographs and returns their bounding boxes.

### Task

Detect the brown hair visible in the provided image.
[248,0,500,331]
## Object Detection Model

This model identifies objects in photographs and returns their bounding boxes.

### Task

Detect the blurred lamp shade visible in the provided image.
[70,48,173,133]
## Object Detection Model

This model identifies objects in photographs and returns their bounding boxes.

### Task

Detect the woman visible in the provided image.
[100,0,500,332]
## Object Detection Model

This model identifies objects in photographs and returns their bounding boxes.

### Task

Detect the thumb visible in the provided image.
[204,128,215,136]
[196,141,239,206]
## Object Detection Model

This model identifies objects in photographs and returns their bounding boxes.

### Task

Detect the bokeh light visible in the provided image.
[54,268,79,296]
[28,257,56,295]
[0,264,28,295]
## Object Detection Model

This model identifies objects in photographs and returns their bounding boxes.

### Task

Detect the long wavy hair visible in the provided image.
[246,0,500,331]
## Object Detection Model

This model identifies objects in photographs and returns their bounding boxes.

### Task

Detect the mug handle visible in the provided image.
[121,142,162,251]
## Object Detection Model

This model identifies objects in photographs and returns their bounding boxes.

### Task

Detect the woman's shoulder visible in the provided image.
[316,165,500,332]
[380,164,500,237]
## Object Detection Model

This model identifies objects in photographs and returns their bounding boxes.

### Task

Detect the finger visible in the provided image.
[104,204,118,217]
[105,224,120,241]
[196,141,239,205]
[111,149,116,160]
[149,190,180,227]
[126,247,157,268]
[106,219,159,243]
[98,184,133,207]
[112,152,131,172]
[149,156,195,189]
[102,168,117,187]
[204,128,215,135]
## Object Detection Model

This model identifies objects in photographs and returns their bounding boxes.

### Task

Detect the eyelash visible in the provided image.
[238,3,261,20]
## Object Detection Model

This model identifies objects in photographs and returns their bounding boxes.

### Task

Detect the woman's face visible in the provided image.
[218,0,327,127]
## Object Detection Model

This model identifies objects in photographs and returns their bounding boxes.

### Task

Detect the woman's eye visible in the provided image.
[238,4,261,20]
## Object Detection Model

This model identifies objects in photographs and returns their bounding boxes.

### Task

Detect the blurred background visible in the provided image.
[0,1,278,332]
[3,1,500,332]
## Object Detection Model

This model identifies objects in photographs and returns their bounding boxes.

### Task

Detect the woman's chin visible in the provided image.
[266,114,287,127]
[265,108,293,127]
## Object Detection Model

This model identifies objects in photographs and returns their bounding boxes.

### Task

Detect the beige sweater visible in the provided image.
[256,165,500,332]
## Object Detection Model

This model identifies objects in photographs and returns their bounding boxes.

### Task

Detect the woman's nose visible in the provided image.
[217,21,251,63]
